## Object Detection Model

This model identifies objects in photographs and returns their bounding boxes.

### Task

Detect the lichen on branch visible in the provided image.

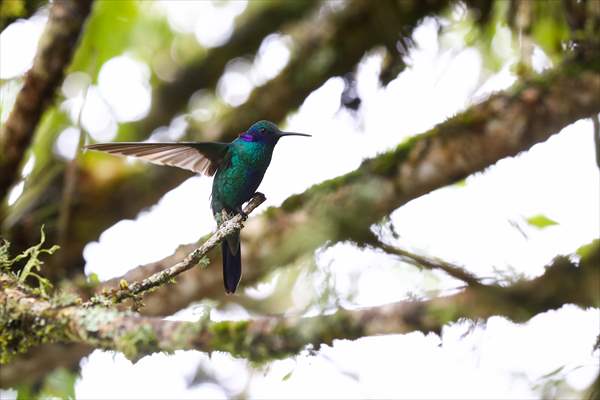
[1,240,597,364]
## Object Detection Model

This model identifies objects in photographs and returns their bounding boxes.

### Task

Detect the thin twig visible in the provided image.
[376,241,482,286]
[83,193,266,307]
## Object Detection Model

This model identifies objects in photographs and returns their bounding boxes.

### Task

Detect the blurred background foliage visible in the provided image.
[1,0,599,398]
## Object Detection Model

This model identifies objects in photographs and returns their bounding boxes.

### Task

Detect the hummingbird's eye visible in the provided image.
[260,128,266,133]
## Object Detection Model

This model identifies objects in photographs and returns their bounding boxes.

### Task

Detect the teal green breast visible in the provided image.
[211,140,274,214]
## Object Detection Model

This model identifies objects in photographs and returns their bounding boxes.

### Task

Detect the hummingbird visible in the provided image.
[86,120,310,293]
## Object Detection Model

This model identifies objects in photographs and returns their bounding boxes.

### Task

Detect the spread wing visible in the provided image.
[85,142,229,176]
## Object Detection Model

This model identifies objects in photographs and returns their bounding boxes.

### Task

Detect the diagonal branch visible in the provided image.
[374,241,482,286]
[85,193,265,307]
[102,60,600,316]
[1,240,597,365]
[0,0,93,202]
[132,0,321,139]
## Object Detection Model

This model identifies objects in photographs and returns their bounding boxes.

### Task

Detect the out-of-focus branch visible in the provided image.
[586,370,600,400]
[105,60,600,316]
[85,194,265,307]
[592,114,599,169]
[375,242,481,286]
[1,241,597,367]
[199,0,449,139]
[132,0,320,139]
[0,0,93,202]
[0,343,91,389]
[4,0,448,282]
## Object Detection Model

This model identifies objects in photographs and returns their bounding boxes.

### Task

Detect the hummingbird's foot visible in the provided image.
[236,206,248,220]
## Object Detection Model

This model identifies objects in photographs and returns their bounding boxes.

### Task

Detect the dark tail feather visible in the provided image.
[222,239,241,294]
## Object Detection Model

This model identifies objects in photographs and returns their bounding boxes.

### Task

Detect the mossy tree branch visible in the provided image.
[1,241,597,365]
[0,0,93,202]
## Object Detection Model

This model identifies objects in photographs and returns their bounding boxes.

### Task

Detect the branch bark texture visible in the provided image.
[0,0,92,201]
[1,241,597,369]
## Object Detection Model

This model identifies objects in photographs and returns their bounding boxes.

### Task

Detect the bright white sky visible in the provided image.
[1,2,598,399]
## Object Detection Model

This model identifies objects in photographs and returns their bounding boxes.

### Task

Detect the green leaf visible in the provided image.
[282,370,293,381]
[525,214,558,229]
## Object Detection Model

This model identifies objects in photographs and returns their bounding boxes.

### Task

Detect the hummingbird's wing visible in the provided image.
[85,142,229,176]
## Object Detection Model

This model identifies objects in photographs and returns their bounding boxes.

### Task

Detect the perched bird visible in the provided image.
[86,120,310,293]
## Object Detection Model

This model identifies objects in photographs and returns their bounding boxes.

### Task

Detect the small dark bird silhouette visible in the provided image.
[86,120,310,293]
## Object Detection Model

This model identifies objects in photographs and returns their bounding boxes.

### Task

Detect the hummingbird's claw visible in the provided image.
[236,206,248,220]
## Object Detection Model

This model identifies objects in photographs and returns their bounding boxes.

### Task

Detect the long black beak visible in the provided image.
[277,131,311,138]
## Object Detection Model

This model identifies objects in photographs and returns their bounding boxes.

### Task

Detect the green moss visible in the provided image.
[209,319,279,362]
[309,312,364,346]
[281,130,443,213]
[0,232,67,363]
[0,293,67,364]
[0,226,58,297]
[364,150,401,176]
[167,322,204,352]
[281,169,363,213]
[208,319,300,363]
[209,320,250,353]
[115,324,158,362]
[364,132,432,176]
[426,302,462,328]
[197,256,211,269]
[207,312,367,364]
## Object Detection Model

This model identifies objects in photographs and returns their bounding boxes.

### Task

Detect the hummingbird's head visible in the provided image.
[240,120,311,144]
